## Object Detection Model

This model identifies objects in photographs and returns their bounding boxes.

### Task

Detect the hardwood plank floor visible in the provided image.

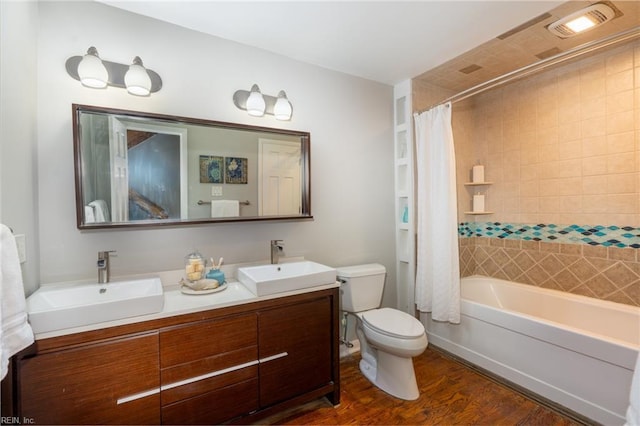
[270,347,586,425]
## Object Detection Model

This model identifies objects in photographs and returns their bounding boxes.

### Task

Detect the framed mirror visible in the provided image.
[73,104,311,229]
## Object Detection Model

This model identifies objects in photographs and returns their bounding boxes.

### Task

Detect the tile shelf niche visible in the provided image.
[464,181,492,215]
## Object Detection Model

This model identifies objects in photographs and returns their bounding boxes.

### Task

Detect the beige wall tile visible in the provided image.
[607,173,638,194]
[582,135,607,157]
[606,90,634,114]
[607,152,635,173]
[607,194,638,214]
[582,156,608,176]
[607,110,634,134]
[581,96,606,119]
[606,69,634,94]
[582,195,608,213]
[607,131,635,154]
[606,52,633,75]
[582,175,608,195]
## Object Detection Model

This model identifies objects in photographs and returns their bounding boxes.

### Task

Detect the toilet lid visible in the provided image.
[361,308,425,339]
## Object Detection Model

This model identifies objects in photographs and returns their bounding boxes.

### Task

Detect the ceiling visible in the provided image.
[414,0,639,94]
[99,1,570,86]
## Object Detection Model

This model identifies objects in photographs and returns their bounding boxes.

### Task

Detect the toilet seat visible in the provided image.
[361,308,425,339]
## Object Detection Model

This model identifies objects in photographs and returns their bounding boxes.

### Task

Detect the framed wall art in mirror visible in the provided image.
[73,104,311,229]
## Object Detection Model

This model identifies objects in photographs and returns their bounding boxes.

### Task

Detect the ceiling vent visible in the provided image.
[547,3,617,39]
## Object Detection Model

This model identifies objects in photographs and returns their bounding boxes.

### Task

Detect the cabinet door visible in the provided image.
[19,332,160,425]
[258,297,333,407]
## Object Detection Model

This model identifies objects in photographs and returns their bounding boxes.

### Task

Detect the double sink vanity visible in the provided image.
[5,260,340,425]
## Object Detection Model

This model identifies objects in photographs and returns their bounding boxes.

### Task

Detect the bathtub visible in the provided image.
[424,275,640,425]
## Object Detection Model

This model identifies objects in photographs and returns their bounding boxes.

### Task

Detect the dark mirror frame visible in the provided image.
[72,104,312,229]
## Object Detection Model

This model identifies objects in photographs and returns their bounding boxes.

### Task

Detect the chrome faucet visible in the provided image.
[97,250,116,284]
[270,240,284,264]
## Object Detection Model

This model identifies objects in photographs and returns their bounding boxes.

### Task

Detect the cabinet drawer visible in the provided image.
[162,364,258,406]
[161,378,259,425]
[19,332,160,425]
[160,313,257,368]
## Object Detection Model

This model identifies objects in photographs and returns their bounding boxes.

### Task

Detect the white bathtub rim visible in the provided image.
[462,299,639,370]
[427,331,626,425]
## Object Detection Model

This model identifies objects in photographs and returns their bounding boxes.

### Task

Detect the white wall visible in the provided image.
[26,2,397,306]
[0,1,40,293]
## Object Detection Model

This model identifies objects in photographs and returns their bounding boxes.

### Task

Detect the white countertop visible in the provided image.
[32,259,340,340]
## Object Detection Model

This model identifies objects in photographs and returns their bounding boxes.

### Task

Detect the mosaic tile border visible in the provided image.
[459,222,640,249]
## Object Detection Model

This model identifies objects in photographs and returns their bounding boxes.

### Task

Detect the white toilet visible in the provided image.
[337,263,428,400]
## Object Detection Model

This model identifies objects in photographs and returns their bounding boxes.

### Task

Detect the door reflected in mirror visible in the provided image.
[73,104,311,229]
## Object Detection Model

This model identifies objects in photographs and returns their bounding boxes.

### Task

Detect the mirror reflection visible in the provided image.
[74,104,311,229]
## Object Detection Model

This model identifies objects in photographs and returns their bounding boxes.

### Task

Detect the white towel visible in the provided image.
[0,224,34,380]
[84,205,96,223]
[626,351,640,426]
[88,199,110,222]
[211,200,240,218]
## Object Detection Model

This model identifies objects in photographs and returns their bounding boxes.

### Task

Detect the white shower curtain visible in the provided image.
[414,103,461,324]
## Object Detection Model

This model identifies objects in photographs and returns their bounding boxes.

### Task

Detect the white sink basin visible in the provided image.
[27,277,164,334]
[237,261,336,296]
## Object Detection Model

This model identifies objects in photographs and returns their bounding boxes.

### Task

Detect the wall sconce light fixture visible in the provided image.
[233,84,293,120]
[66,46,162,96]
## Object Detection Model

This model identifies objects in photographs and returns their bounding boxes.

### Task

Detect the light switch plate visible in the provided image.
[211,185,223,197]
[15,234,26,263]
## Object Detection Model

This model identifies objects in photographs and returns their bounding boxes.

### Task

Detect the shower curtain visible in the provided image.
[414,103,460,324]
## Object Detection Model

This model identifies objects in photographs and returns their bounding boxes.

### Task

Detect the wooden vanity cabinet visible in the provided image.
[11,288,340,425]
[18,332,160,425]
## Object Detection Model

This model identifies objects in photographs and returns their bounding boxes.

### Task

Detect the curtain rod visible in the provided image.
[419,26,640,114]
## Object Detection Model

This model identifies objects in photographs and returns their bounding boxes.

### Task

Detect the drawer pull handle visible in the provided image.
[117,387,160,405]
[259,352,288,363]
[162,359,260,391]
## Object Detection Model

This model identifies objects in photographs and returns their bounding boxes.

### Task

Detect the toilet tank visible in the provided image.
[337,263,386,313]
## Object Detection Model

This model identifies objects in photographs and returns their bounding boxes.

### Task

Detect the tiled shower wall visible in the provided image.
[459,237,639,306]
[413,39,639,307]
[468,39,639,226]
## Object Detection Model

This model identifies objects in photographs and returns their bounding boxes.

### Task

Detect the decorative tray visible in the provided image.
[180,282,228,295]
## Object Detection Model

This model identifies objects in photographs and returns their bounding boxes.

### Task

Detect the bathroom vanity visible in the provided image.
[6,284,340,425]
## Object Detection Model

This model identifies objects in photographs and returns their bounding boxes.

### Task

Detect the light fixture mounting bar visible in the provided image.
[65,56,162,93]
[233,89,279,115]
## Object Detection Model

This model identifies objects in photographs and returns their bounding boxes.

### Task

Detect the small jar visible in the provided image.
[184,251,206,282]
[206,268,226,284]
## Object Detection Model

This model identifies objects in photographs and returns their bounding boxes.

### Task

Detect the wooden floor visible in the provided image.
[270,347,585,425]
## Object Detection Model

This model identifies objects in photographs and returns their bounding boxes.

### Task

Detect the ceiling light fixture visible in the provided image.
[547,3,617,39]
[233,84,293,120]
[66,47,162,95]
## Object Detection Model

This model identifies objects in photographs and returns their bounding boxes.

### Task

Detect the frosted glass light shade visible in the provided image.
[77,47,108,89]
[246,85,266,117]
[124,57,152,96]
[274,91,292,120]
